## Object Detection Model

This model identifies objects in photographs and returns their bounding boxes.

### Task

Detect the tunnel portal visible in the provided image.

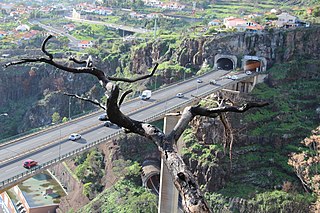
[216,58,234,70]
[141,160,160,194]
[244,60,261,72]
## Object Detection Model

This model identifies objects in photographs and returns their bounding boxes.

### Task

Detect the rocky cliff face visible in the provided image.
[130,27,320,72]
[0,61,103,134]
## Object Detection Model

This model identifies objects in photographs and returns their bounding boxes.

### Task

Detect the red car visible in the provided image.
[23,159,38,169]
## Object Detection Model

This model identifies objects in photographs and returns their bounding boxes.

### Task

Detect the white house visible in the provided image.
[276,12,297,27]
[144,0,162,7]
[78,40,94,49]
[208,19,222,26]
[16,24,30,32]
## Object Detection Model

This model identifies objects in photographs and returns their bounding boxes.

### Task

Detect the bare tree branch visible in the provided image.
[118,89,133,107]
[69,56,87,65]
[107,63,159,82]
[41,35,53,60]
[64,93,106,110]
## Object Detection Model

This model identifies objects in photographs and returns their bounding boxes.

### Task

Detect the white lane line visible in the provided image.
[6,166,19,172]
[43,152,51,157]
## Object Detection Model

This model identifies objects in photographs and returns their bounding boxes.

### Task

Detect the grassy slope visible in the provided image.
[203,59,319,211]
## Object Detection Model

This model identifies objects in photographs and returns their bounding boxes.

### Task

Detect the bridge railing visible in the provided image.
[0,74,252,190]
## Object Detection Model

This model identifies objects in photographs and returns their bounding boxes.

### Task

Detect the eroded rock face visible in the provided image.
[130,27,320,73]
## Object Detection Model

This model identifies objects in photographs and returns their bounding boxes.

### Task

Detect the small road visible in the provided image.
[30,20,79,46]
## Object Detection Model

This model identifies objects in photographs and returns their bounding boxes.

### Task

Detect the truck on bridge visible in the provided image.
[140,90,152,100]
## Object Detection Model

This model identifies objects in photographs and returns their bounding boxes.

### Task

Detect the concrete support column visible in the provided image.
[158,115,181,213]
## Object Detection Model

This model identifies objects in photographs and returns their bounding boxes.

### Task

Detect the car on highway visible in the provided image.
[176,93,184,98]
[230,75,238,80]
[104,120,114,127]
[23,159,38,169]
[227,75,238,80]
[197,79,203,83]
[98,113,108,121]
[209,80,217,85]
[245,70,252,75]
[69,133,81,141]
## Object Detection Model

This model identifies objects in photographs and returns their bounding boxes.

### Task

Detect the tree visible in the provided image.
[289,126,320,211]
[52,112,61,124]
[5,35,268,212]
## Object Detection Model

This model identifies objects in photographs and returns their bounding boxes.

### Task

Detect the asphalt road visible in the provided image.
[0,70,252,185]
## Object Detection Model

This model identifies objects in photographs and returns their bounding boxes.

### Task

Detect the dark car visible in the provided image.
[23,159,38,169]
[98,113,108,121]
[104,121,113,127]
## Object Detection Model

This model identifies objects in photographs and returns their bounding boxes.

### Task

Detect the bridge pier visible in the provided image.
[158,114,182,213]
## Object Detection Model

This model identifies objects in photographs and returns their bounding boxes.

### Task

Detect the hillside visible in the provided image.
[63,58,319,212]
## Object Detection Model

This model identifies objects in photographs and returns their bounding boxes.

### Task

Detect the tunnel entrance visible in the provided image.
[244,60,261,72]
[216,58,234,70]
[142,160,160,194]
[145,174,160,193]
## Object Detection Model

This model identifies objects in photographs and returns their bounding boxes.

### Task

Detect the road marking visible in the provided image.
[43,152,51,157]
[6,166,18,172]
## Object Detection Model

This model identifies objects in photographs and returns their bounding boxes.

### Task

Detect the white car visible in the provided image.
[176,93,184,98]
[210,80,217,85]
[230,75,238,80]
[197,79,203,83]
[245,71,252,75]
[69,133,81,141]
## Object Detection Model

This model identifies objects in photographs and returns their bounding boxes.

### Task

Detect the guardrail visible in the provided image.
[0,73,255,191]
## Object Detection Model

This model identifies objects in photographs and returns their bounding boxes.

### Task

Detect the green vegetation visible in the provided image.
[74,148,105,199]
[244,59,320,140]
[78,158,157,213]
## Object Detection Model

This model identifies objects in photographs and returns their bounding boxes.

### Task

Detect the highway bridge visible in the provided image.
[0,69,261,192]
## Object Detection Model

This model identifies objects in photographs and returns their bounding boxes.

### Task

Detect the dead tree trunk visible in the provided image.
[5,36,268,212]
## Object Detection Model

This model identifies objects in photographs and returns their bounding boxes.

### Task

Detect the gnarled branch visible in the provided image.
[107,63,159,82]
[118,89,133,107]
[64,93,106,110]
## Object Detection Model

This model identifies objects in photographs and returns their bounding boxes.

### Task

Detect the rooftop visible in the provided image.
[17,172,66,207]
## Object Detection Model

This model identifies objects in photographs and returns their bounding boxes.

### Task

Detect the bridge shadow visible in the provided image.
[73,139,87,144]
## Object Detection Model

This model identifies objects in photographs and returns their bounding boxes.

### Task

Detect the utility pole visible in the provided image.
[68,96,71,120]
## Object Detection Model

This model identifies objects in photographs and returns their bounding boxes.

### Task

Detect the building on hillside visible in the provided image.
[94,6,113,15]
[160,2,186,10]
[146,12,161,19]
[0,3,14,13]
[72,9,81,19]
[276,12,297,28]
[0,30,7,38]
[16,24,30,32]
[63,24,76,31]
[78,40,94,49]
[208,19,222,26]
[129,11,145,19]
[224,17,264,32]
[144,0,162,7]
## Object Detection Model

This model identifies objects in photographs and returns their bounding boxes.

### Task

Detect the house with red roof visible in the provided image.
[224,17,264,32]
[209,19,222,26]
[78,40,94,49]
[0,30,7,39]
